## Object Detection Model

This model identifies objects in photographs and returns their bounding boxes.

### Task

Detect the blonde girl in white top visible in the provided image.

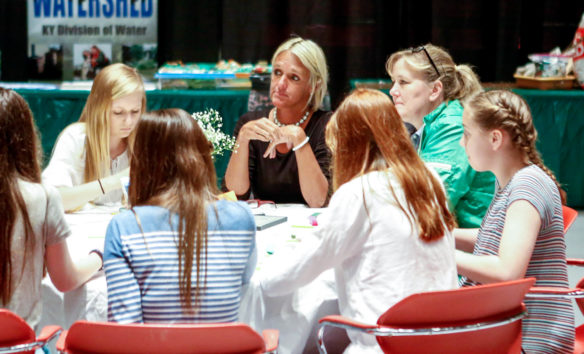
[43,63,146,211]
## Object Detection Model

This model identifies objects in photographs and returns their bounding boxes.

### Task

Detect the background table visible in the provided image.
[39,203,339,354]
[14,86,584,206]
[16,88,250,184]
[512,89,584,208]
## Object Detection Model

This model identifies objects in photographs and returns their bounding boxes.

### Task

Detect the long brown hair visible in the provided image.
[326,88,455,241]
[386,43,482,103]
[0,88,42,305]
[79,63,145,183]
[466,90,566,203]
[129,108,218,311]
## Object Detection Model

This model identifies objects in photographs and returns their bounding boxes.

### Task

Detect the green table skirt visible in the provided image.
[513,88,584,208]
[15,87,584,207]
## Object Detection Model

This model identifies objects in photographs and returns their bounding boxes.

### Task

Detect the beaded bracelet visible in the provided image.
[292,136,310,152]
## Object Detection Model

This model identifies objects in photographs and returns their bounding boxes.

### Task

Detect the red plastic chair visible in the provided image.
[317,278,535,354]
[526,281,584,353]
[563,205,578,234]
[526,206,584,353]
[0,309,62,354]
[56,320,278,354]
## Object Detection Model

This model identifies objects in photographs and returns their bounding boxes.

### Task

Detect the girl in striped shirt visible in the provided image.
[456,90,574,352]
[103,108,256,324]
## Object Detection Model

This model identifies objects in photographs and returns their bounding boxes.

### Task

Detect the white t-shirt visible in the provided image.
[260,168,458,354]
[7,181,70,329]
[42,123,128,204]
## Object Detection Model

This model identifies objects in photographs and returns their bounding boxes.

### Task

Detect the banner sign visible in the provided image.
[27,0,158,80]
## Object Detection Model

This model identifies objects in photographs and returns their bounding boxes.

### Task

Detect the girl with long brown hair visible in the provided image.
[456,90,574,352]
[43,63,146,211]
[261,88,458,353]
[0,88,102,328]
[103,108,256,323]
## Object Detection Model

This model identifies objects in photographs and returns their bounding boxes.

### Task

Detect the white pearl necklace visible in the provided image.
[273,108,310,127]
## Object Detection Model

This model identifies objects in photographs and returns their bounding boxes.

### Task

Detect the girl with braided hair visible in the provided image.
[456,90,574,352]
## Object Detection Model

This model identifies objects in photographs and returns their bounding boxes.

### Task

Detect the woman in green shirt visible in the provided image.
[386,44,495,228]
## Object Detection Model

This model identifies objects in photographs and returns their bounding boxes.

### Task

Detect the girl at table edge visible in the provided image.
[0,88,102,329]
[260,89,458,353]
[224,36,331,207]
[103,108,256,324]
[456,90,574,352]
[42,63,146,212]
[386,43,495,228]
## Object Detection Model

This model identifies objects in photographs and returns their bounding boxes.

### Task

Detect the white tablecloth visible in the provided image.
[39,203,339,354]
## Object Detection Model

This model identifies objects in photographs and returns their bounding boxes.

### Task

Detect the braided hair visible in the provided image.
[466,90,566,203]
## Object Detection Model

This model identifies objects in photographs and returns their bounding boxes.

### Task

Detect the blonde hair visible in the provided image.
[386,43,482,103]
[271,36,329,111]
[79,63,146,182]
[466,90,566,203]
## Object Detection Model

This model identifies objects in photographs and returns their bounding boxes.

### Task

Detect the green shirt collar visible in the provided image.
[423,100,462,125]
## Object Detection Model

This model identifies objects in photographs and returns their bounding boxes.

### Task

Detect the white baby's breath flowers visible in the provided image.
[191,108,237,157]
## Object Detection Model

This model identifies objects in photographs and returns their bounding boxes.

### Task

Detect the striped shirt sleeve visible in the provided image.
[104,218,144,324]
[508,169,557,228]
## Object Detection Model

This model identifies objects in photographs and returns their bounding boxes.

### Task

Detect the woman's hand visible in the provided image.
[237,117,279,144]
[263,125,306,158]
[225,116,278,197]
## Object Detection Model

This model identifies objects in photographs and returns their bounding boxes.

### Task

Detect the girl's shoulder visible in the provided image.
[111,205,168,226]
[511,165,554,191]
[18,180,45,205]
[18,180,61,204]
[17,181,67,227]
[55,122,87,148]
[62,122,86,136]
[507,165,561,208]
[210,200,255,231]
[335,170,398,201]
[213,199,254,219]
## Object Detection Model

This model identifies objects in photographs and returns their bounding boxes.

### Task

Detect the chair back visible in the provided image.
[375,278,535,354]
[562,205,578,233]
[0,310,36,354]
[57,321,267,354]
[577,277,584,318]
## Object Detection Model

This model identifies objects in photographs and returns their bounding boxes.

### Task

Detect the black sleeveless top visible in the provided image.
[229,109,332,204]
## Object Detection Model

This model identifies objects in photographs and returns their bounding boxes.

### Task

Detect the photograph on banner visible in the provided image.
[27,43,63,80]
[27,0,158,81]
[121,43,157,79]
[73,44,112,80]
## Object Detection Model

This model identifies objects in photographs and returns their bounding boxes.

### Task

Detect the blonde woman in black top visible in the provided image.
[224,36,331,207]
